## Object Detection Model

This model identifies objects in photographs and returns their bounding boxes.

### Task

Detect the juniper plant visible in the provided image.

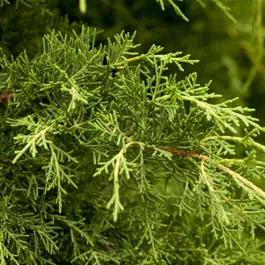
[1,0,265,264]
[1,24,265,264]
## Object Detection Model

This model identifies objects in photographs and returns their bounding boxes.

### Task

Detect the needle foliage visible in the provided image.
[1,1,265,265]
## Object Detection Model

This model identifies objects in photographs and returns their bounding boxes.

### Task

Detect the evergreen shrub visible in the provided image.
[1,1,265,264]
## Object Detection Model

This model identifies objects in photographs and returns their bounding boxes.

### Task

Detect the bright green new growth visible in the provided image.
[1,26,265,264]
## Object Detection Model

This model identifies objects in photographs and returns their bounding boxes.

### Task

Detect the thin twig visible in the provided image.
[146,146,265,199]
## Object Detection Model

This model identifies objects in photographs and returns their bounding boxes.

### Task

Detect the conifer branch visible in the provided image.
[147,146,265,200]
[1,19,265,263]
[156,0,236,22]
[94,140,144,222]
[12,125,50,164]
[115,52,199,71]
[201,133,265,153]
[156,0,189,22]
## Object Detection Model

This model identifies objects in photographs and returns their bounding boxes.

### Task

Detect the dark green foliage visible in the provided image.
[0,0,83,58]
[1,1,265,265]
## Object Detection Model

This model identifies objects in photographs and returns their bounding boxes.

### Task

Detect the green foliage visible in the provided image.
[65,0,264,124]
[1,1,265,265]
[1,23,265,264]
[0,0,82,58]
[157,0,236,22]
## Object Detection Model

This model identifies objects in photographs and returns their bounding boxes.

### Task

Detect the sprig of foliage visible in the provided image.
[156,0,236,22]
[74,0,236,23]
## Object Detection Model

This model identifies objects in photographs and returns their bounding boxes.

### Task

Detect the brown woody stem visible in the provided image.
[145,146,265,199]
